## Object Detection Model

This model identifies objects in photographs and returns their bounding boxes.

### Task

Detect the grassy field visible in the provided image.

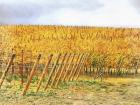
[0,75,140,105]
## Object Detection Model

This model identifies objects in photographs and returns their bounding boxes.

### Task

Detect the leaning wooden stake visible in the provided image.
[0,54,16,88]
[50,53,67,87]
[74,55,86,80]
[36,54,53,93]
[54,53,72,87]
[69,54,84,81]
[62,53,76,82]
[22,54,41,96]
[75,54,90,80]
[44,54,61,90]
[65,54,80,82]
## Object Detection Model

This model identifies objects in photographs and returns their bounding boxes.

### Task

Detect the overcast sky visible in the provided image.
[0,0,140,27]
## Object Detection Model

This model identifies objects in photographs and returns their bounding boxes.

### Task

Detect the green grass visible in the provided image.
[0,76,140,105]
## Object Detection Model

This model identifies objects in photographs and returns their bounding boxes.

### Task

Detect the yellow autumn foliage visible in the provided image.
[0,25,140,62]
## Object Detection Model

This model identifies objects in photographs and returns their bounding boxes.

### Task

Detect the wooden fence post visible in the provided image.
[44,54,61,90]
[22,54,41,96]
[36,54,53,92]
[54,53,72,87]
[75,54,90,80]
[62,53,76,82]
[74,54,86,80]
[50,53,67,87]
[65,54,80,82]
[0,54,16,88]
[69,54,84,81]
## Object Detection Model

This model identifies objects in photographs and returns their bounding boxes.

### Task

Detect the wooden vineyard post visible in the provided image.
[74,54,86,80]
[75,54,90,81]
[44,54,61,90]
[67,54,82,81]
[62,53,76,82]
[75,63,85,81]
[65,54,80,82]
[36,54,53,93]
[54,53,72,87]
[22,54,41,96]
[0,54,16,88]
[69,54,84,81]
[50,53,67,87]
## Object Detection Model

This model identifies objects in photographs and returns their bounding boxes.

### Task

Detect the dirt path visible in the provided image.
[0,76,140,105]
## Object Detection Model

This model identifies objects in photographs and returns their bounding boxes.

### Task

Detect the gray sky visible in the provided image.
[0,0,140,27]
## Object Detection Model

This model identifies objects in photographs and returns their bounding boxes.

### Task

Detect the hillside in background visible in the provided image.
[0,25,140,61]
[0,25,140,65]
